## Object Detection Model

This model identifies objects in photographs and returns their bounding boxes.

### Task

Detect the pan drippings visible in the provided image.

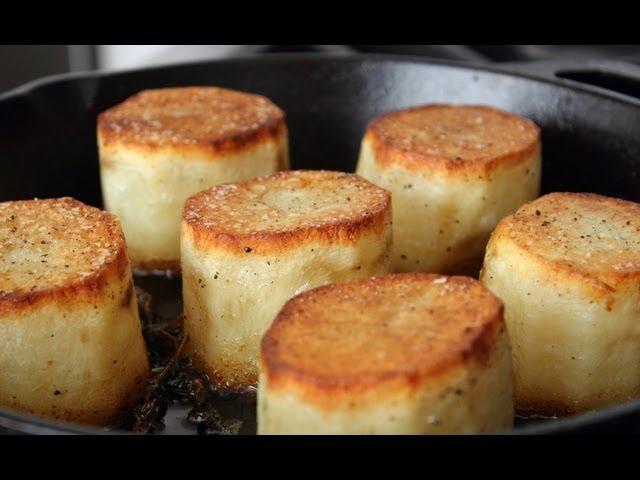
[116,272,257,435]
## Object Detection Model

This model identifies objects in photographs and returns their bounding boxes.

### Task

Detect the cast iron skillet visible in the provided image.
[1,54,640,435]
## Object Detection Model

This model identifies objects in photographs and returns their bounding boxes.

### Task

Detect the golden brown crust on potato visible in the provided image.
[182,170,392,254]
[516,383,640,418]
[0,197,129,315]
[132,260,181,275]
[98,87,286,156]
[4,370,147,426]
[366,104,540,177]
[190,351,257,392]
[516,399,578,418]
[261,273,504,409]
[488,192,640,298]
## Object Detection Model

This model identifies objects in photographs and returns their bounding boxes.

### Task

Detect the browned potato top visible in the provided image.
[0,197,127,311]
[489,192,640,292]
[182,170,391,253]
[98,87,285,154]
[262,273,504,394]
[366,104,540,176]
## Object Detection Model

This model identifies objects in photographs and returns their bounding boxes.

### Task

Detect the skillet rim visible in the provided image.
[1,52,640,107]
[1,52,640,435]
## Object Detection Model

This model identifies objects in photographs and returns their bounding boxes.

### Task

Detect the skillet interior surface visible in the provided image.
[1,54,640,434]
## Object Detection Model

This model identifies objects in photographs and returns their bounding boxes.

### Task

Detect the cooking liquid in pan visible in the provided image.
[117,272,257,435]
[120,272,552,434]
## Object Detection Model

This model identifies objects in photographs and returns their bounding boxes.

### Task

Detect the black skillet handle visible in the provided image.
[499,58,640,103]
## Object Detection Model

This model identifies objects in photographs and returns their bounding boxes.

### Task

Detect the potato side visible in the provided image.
[357,137,540,274]
[181,223,392,389]
[481,233,640,415]
[258,330,512,434]
[99,133,288,271]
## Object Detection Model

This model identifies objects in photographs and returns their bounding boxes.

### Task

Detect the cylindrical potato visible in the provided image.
[181,170,393,390]
[481,192,640,416]
[0,198,149,425]
[356,104,541,275]
[258,273,513,434]
[98,86,289,272]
